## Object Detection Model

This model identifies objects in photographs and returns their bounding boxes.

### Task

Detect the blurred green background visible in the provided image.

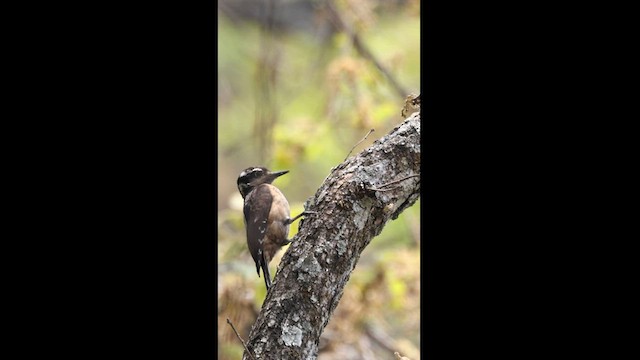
[217,0,420,358]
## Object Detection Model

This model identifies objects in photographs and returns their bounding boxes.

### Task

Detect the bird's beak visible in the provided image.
[269,170,289,179]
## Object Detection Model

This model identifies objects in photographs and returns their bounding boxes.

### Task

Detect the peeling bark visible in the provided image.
[242,112,421,360]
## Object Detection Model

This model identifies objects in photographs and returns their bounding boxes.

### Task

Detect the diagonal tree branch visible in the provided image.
[325,0,409,100]
[242,112,421,360]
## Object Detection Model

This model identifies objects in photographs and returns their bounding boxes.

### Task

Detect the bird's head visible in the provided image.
[236,167,289,198]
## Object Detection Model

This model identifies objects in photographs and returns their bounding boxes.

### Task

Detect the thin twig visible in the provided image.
[226,318,256,360]
[368,174,420,192]
[363,322,398,354]
[367,186,401,192]
[345,128,375,161]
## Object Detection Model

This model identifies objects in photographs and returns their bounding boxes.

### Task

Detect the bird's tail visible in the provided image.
[261,253,272,290]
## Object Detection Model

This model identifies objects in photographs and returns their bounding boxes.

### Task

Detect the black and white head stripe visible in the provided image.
[239,167,264,179]
[237,167,268,185]
[237,167,271,198]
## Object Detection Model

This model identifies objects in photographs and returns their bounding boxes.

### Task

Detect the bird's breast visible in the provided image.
[265,184,290,246]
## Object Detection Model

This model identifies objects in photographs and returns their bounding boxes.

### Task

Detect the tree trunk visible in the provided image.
[242,112,421,360]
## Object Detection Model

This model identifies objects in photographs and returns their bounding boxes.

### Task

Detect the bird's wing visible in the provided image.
[243,184,273,277]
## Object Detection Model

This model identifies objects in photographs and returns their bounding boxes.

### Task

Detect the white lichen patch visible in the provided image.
[281,321,303,347]
[352,202,368,231]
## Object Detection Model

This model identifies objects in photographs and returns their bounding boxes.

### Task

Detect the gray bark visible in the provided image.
[242,112,421,360]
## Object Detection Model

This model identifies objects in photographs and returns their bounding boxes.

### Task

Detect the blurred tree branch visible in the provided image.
[242,112,421,360]
[325,0,409,99]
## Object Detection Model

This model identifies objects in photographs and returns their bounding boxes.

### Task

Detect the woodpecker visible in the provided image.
[237,166,311,291]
